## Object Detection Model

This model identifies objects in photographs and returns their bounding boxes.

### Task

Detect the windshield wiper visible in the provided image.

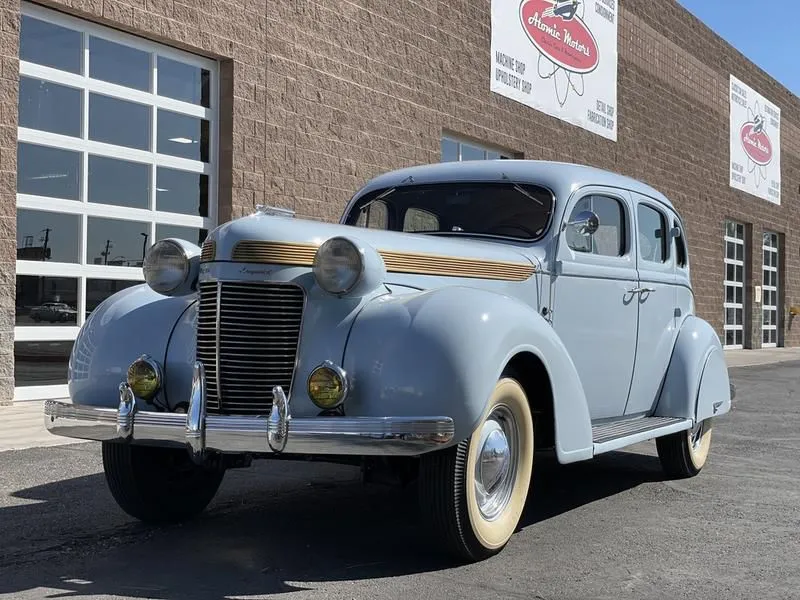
[501,173,545,206]
[359,186,396,215]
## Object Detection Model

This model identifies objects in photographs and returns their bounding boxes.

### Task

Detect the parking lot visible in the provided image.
[1,361,799,600]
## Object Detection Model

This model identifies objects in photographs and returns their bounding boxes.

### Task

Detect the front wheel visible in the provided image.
[102,442,225,524]
[656,418,713,478]
[418,377,535,562]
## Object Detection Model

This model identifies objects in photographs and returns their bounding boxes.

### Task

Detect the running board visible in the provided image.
[592,416,692,455]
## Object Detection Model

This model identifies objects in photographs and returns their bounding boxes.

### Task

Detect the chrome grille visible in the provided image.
[196,281,305,415]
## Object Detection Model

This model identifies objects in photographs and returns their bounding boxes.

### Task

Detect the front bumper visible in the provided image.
[44,362,455,459]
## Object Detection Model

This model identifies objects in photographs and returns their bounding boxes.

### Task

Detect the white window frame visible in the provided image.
[761,231,779,348]
[723,221,745,350]
[441,135,514,161]
[15,2,219,401]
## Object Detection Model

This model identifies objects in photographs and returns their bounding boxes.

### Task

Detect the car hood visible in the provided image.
[205,212,542,283]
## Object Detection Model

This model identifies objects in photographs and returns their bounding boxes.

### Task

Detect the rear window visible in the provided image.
[344,182,554,241]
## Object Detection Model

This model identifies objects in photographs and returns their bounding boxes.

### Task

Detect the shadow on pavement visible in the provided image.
[0,449,664,599]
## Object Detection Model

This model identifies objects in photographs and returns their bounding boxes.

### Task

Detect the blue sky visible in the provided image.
[677,0,799,97]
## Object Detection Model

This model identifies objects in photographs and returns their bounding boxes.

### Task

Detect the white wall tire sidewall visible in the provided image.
[464,378,534,551]
[687,418,713,471]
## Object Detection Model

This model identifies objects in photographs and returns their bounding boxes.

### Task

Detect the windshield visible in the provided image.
[343,181,555,241]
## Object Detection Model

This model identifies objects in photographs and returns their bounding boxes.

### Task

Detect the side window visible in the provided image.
[566,194,626,257]
[404,207,439,233]
[674,220,688,268]
[355,200,388,229]
[637,204,667,263]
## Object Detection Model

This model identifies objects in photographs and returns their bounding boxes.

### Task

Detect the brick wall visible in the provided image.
[0,0,798,402]
[0,0,19,405]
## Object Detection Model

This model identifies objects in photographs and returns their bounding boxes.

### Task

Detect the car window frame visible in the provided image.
[558,187,635,271]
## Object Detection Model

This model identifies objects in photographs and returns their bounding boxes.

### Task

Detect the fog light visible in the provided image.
[127,355,163,400]
[307,361,348,409]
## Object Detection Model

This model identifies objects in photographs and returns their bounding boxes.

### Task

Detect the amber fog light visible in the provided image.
[307,361,348,409]
[127,355,163,400]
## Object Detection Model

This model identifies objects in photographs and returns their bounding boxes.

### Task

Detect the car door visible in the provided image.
[623,193,680,416]
[552,188,638,421]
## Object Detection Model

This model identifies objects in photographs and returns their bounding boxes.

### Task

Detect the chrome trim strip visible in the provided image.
[43,381,455,457]
[214,281,222,407]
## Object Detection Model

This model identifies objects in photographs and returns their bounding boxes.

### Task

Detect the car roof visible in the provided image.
[350,159,676,213]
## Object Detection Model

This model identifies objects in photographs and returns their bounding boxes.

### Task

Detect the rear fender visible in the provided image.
[654,315,732,421]
[342,286,594,463]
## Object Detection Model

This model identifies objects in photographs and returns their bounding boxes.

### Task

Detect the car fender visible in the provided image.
[68,284,195,409]
[341,286,594,463]
[654,315,732,421]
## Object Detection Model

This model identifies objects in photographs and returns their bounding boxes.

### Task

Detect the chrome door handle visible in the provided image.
[628,287,656,294]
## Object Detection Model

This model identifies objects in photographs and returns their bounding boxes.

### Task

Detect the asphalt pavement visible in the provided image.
[1,361,799,600]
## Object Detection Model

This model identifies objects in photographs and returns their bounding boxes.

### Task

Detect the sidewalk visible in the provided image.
[3,347,800,452]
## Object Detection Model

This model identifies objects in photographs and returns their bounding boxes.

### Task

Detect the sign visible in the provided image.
[490,0,619,141]
[729,74,781,204]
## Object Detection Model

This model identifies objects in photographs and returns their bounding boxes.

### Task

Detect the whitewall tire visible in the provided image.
[656,418,713,478]
[418,376,535,562]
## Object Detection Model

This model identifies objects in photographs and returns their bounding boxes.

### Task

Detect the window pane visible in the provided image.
[440,138,458,162]
[725,330,734,346]
[18,77,82,137]
[155,224,208,246]
[15,341,74,387]
[89,93,151,150]
[17,209,80,263]
[591,196,625,256]
[157,110,210,161]
[726,286,734,303]
[86,279,143,314]
[637,204,666,262]
[87,217,150,267]
[355,200,388,229]
[17,142,81,200]
[735,287,743,304]
[735,243,743,261]
[460,143,485,161]
[155,168,208,216]
[735,264,743,282]
[89,36,150,91]
[725,308,734,326]
[16,275,78,326]
[404,208,439,233]
[157,56,210,107]
[725,221,735,238]
[20,16,82,74]
[88,156,151,209]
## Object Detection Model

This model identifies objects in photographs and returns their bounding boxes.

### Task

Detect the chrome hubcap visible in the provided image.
[474,405,519,521]
[689,420,705,450]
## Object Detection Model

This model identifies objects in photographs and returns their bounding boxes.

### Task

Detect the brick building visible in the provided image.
[0,0,797,405]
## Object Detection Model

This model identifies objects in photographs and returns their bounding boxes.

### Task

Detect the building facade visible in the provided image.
[0,0,798,404]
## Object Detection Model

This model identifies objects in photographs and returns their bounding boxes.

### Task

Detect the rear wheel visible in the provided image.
[418,377,535,562]
[102,442,225,524]
[656,418,713,478]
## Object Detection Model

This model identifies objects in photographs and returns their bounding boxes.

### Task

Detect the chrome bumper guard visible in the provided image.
[44,362,455,460]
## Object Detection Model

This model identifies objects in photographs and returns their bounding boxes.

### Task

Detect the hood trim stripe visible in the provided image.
[226,240,535,281]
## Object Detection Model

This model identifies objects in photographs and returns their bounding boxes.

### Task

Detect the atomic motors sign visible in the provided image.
[729,74,781,204]
[490,0,618,141]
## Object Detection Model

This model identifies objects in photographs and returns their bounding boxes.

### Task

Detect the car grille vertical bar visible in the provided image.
[196,281,305,415]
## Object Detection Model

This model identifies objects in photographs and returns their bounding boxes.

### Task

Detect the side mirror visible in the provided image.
[566,210,599,236]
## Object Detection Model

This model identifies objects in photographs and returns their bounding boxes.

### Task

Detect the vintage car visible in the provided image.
[44,160,734,562]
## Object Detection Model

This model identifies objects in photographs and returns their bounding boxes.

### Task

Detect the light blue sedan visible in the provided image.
[45,159,733,562]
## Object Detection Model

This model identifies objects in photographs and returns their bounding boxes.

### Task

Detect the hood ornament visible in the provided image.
[253,204,296,218]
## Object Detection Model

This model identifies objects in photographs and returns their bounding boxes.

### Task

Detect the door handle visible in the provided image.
[628,287,656,294]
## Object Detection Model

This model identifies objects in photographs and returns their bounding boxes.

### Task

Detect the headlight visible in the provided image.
[127,355,163,400]
[313,237,364,295]
[307,360,348,409]
[143,239,192,295]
